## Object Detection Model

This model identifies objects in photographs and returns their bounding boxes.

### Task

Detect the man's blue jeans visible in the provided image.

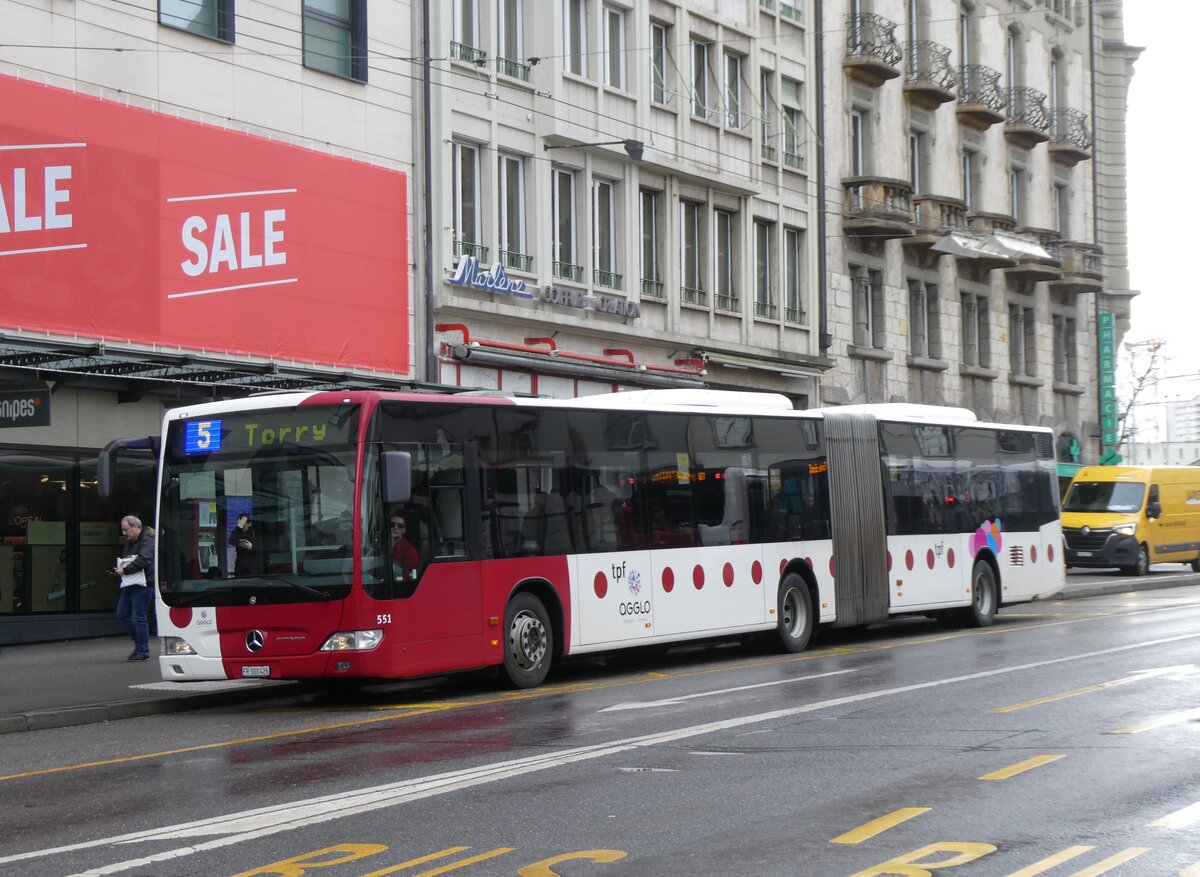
[116,585,150,657]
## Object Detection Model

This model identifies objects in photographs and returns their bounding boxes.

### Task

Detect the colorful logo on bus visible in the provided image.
[627,569,643,596]
[971,519,1003,555]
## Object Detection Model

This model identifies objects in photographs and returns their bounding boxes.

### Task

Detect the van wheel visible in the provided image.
[776,574,814,653]
[960,561,997,627]
[1123,545,1149,577]
[502,593,552,689]
[1190,557,1200,573]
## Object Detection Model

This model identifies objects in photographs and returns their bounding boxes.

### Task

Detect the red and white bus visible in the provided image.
[100,389,1063,688]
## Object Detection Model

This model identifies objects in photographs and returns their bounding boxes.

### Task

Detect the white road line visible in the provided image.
[2,631,1195,876]
[1149,800,1200,829]
[600,668,857,711]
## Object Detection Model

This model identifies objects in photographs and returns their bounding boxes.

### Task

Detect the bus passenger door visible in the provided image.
[383,442,484,673]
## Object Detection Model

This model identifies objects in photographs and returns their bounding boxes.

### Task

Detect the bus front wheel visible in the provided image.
[776,574,814,653]
[502,593,552,689]
[963,560,997,627]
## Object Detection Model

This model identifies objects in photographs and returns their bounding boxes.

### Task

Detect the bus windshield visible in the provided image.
[1062,481,1145,514]
[158,405,359,606]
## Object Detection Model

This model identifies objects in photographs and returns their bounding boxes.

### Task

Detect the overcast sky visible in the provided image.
[1121,5,1200,389]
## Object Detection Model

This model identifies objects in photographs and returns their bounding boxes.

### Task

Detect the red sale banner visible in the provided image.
[0,74,410,374]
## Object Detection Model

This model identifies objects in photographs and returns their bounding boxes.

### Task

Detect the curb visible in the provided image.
[1044,575,1199,602]
[0,682,308,735]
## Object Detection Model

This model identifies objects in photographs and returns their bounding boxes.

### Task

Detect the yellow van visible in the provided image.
[1062,466,1200,576]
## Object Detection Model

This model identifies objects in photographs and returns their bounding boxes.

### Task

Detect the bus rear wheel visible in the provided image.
[775,574,814,653]
[502,593,552,689]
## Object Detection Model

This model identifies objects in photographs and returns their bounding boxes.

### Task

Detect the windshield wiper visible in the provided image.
[259,575,336,601]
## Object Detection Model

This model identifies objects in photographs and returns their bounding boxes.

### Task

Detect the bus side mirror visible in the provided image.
[1147,501,1162,520]
[381,451,412,504]
[97,436,159,498]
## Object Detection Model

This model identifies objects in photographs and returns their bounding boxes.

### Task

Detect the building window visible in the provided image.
[760,71,775,159]
[553,168,580,279]
[781,77,805,170]
[641,189,663,296]
[593,179,618,285]
[452,142,483,260]
[1053,314,1078,383]
[453,0,479,50]
[565,0,587,76]
[1009,164,1027,225]
[714,209,737,311]
[909,280,940,358]
[961,291,990,368]
[303,1,367,82]
[691,39,711,118]
[852,267,884,348]
[1054,182,1070,238]
[603,6,626,89]
[1009,304,1036,377]
[850,109,867,177]
[650,22,670,104]
[959,2,976,68]
[159,0,234,41]
[499,0,523,66]
[680,201,706,304]
[784,227,805,323]
[754,220,774,318]
[961,149,980,211]
[724,53,743,128]
[498,154,529,271]
[909,130,929,196]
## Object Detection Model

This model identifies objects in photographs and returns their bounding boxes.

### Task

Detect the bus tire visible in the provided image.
[502,593,552,689]
[963,560,997,627]
[775,574,813,653]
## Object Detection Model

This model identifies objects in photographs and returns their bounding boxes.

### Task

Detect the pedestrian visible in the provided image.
[229,513,258,576]
[112,514,155,662]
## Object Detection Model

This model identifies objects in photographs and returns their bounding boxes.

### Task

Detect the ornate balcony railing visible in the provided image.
[762,143,777,162]
[843,177,915,239]
[499,250,533,272]
[1007,86,1050,133]
[957,65,1005,128]
[496,57,531,81]
[783,149,805,171]
[904,40,956,96]
[453,239,488,262]
[715,293,740,312]
[911,195,968,240]
[450,42,487,64]
[681,286,708,307]
[594,269,622,289]
[1049,108,1093,165]
[754,301,778,320]
[641,279,665,299]
[784,306,807,324]
[553,261,585,283]
[844,13,902,86]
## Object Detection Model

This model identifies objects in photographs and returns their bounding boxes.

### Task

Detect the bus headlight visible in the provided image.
[162,637,196,656]
[1113,524,1137,536]
[319,630,384,651]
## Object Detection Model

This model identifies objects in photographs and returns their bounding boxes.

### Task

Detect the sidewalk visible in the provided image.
[1,571,1196,735]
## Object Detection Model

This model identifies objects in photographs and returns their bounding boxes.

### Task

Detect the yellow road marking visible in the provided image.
[1004,845,1094,875]
[831,807,930,844]
[360,847,514,877]
[979,754,1064,781]
[991,671,1149,713]
[1148,800,1200,829]
[0,607,1152,784]
[1066,848,1150,876]
[1111,706,1200,735]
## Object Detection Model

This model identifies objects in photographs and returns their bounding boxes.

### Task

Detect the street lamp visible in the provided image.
[544,139,644,161]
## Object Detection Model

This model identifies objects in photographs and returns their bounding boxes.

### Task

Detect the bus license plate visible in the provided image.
[241,666,271,678]
[1076,551,1092,557]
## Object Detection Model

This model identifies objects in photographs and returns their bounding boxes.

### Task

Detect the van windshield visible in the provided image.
[1062,481,1145,514]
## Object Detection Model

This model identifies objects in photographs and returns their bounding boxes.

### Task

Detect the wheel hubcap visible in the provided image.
[509,611,547,670]
[782,589,802,636]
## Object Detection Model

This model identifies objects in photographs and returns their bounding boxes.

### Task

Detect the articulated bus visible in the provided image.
[99,389,1063,688]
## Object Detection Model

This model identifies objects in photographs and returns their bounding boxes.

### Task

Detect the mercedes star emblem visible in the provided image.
[246,630,265,653]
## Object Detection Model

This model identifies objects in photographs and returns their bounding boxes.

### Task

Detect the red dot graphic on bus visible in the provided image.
[723,563,734,587]
[780,558,788,574]
[751,560,763,584]
[169,606,193,629]
[905,549,915,571]
[887,551,893,571]
[1030,545,1038,564]
[594,571,608,599]
[1047,543,1055,563]
[926,549,935,569]
[947,548,955,569]
[693,565,705,590]
[662,567,675,593]
[804,557,813,570]
[829,556,836,577]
